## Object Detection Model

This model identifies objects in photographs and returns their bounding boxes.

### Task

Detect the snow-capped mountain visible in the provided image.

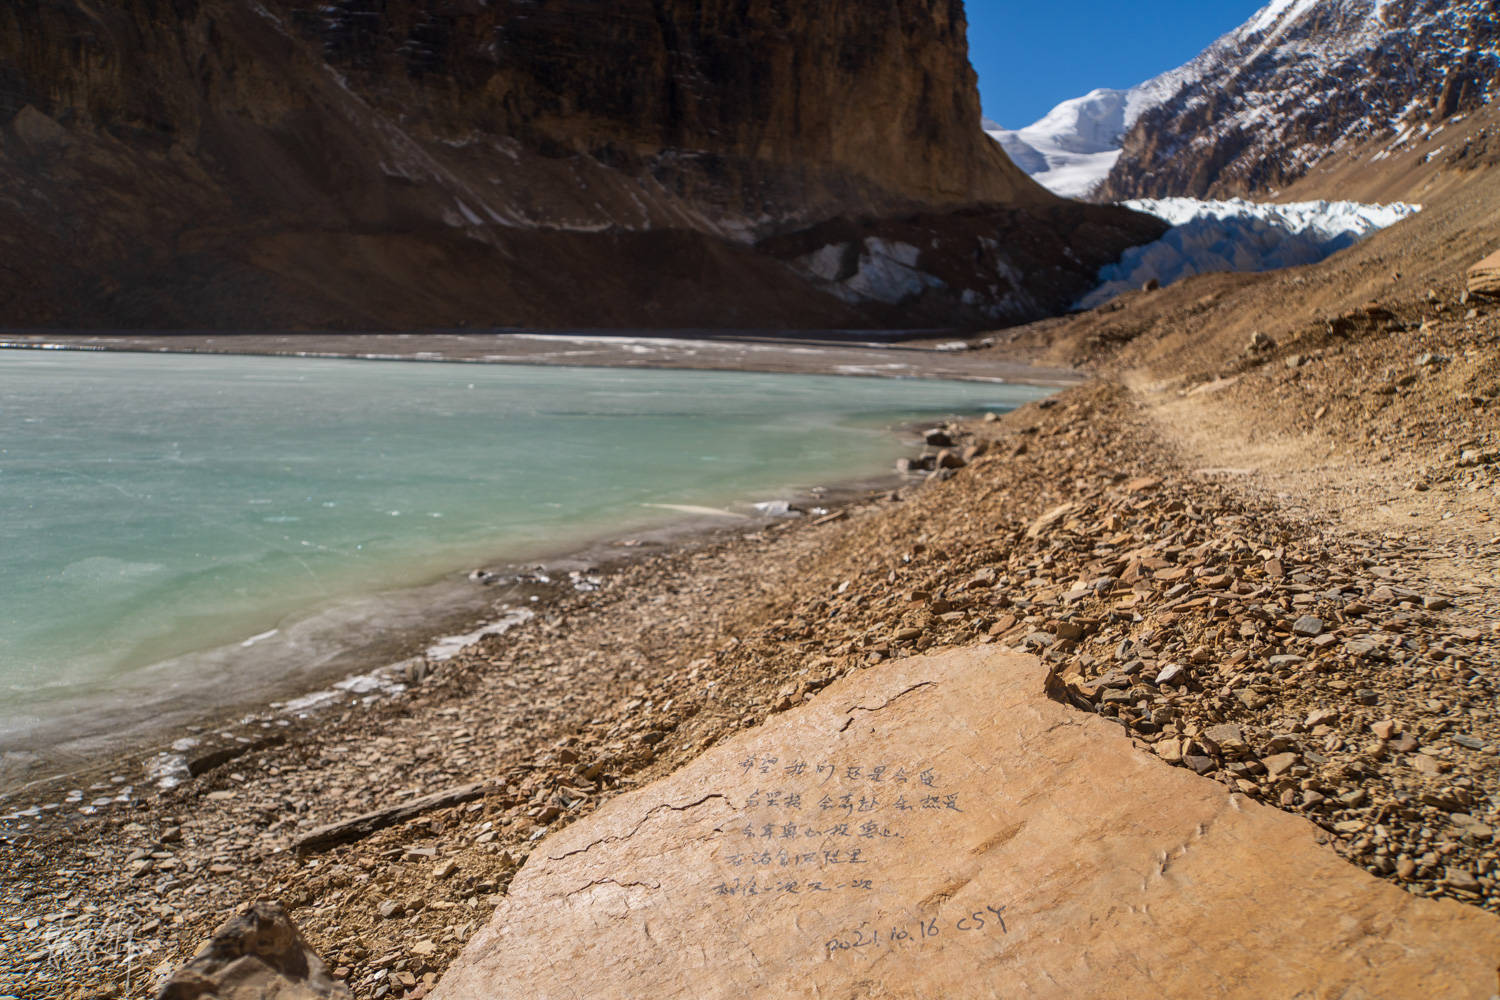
[984,68,1190,198]
[990,0,1500,201]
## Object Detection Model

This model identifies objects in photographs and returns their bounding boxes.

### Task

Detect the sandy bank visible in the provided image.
[0,330,1083,386]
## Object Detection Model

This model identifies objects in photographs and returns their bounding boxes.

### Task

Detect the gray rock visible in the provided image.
[1154,663,1187,686]
[1182,754,1216,775]
[1443,867,1482,894]
[1291,616,1324,637]
[1204,724,1247,754]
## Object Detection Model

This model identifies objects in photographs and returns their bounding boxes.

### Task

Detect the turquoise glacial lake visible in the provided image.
[0,350,1048,759]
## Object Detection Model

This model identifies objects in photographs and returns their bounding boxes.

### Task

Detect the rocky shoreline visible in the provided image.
[5,341,1497,997]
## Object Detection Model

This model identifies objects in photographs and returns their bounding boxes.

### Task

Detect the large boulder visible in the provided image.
[156,902,350,1000]
[433,647,1500,1000]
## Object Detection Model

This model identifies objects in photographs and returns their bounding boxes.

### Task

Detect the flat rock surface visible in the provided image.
[432,648,1500,999]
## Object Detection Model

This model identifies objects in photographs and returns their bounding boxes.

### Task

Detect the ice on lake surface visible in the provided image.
[0,350,1049,750]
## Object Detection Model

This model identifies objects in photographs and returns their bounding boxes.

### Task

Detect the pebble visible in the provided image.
[1154,664,1186,686]
[1444,868,1482,894]
[1292,616,1324,637]
[1263,752,1300,777]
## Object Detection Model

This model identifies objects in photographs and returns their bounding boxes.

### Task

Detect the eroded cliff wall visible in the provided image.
[0,0,1161,330]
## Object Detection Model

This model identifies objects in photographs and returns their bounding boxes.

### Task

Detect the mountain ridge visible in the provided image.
[990,0,1500,202]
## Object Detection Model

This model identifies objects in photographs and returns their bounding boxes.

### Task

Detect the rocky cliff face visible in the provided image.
[1097,0,1500,201]
[0,0,1161,330]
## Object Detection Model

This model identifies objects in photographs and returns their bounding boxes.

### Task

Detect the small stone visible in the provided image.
[1304,708,1337,728]
[433,860,458,880]
[1292,616,1324,637]
[1412,755,1444,777]
[1154,663,1186,686]
[1263,752,1300,777]
[1396,858,1417,880]
[1155,738,1184,764]
[1452,734,1484,750]
[1371,720,1398,741]
[1338,788,1369,808]
[1390,733,1420,754]
[1235,689,1271,711]
[378,900,405,919]
[1423,595,1452,611]
[1183,754,1215,775]
[1054,621,1088,642]
[1204,724,1246,754]
[412,940,438,957]
[1443,868,1482,894]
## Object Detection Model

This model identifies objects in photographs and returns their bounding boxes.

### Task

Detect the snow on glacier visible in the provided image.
[1077,198,1421,309]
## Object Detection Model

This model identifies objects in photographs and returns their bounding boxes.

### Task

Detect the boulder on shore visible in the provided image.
[430,647,1500,1000]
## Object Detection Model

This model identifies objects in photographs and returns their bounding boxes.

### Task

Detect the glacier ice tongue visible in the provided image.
[1077,198,1421,309]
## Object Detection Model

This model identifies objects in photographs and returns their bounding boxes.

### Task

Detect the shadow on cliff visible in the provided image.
[0,0,1164,331]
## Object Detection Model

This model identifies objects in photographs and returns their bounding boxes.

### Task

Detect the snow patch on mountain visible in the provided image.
[984,90,1132,199]
[1077,198,1421,308]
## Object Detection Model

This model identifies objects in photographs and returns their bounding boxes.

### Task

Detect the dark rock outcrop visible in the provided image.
[0,0,1161,331]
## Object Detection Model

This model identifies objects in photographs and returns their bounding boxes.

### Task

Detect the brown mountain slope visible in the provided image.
[0,0,1162,330]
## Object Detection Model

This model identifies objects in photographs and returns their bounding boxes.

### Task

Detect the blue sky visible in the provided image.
[968,2,1267,128]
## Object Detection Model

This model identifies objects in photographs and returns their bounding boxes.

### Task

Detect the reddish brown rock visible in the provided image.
[432,649,1500,1000]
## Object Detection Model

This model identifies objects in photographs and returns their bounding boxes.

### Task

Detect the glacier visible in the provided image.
[1076,198,1421,309]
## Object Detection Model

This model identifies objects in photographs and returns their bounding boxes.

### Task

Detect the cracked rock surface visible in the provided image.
[432,648,1500,1000]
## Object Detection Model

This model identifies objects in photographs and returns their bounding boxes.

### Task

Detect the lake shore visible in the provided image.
[0,351,1053,796]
